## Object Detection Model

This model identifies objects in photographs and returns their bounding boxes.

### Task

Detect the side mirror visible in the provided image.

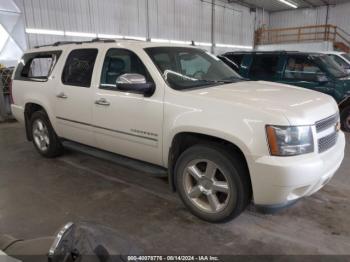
[116,73,155,97]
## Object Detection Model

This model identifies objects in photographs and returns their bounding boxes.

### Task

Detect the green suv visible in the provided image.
[220,51,350,131]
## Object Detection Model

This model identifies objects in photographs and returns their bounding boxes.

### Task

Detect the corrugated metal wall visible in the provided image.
[18,0,260,53]
[148,0,212,42]
[328,2,350,34]
[270,7,326,29]
[270,2,350,35]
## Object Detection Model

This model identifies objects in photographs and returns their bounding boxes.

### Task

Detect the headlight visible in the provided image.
[266,125,314,156]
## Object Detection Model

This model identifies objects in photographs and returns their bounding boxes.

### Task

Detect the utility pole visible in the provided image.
[211,0,215,53]
[325,4,330,25]
[146,0,150,41]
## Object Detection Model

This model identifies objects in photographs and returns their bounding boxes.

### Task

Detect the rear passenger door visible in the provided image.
[54,48,98,147]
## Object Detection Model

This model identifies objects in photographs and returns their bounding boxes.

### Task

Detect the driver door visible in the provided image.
[92,48,164,166]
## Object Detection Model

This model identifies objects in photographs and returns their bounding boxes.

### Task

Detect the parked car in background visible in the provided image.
[220,51,350,132]
[10,40,345,222]
[319,51,350,74]
[217,55,240,72]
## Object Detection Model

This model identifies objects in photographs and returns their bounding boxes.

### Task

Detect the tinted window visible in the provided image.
[225,54,244,67]
[62,49,98,87]
[14,51,61,81]
[100,49,152,89]
[250,54,279,79]
[284,56,324,81]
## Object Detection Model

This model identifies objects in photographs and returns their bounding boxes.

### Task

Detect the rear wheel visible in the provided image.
[175,144,251,223]
[340,106,350,132]
[30,111,63,158]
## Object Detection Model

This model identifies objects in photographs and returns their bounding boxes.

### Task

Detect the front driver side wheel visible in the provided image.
[175,144,251,223]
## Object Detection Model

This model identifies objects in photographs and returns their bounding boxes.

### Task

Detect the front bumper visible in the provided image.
[250,131,345,206]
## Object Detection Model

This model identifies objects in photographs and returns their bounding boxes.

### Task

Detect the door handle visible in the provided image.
[95,98,110,106]
[56,92,68,99]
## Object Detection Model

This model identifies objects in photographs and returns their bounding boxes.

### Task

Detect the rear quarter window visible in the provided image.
[14,51,62,82]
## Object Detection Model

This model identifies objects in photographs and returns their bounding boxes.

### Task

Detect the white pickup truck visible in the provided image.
[11,39,345,222]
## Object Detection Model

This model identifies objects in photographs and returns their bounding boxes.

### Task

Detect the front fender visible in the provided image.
[164,126,252,167]
[162,89,290,167]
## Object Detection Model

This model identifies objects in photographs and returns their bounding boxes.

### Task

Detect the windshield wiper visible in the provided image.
[337,73,350,79]
[198,79,241,84]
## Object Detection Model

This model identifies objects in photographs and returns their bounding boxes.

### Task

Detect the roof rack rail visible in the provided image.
[34,38,116,48]
[91,38,116,43]
[34,41,80,48]
[122,37,145,42]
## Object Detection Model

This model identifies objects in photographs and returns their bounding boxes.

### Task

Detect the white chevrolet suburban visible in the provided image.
[11,39,345,222]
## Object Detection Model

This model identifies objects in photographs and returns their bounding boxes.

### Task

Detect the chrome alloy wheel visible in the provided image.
[183,159,231,213]
[32,119,50,152]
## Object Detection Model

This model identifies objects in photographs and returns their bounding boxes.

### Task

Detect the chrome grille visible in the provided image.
[318,132,338,153]
[315,114,338,133]
[316,114,339,154]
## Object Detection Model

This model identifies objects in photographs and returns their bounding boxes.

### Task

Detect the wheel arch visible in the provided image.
[24,102,50,141]
[167,131,252,194]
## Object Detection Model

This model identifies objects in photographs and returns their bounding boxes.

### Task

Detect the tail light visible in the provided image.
[8,79,14,104]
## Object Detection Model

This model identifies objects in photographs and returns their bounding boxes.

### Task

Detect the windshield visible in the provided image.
[327,54,350,71]
[341,53,350,62]
[145,47,242,90]
[312,54,348,78]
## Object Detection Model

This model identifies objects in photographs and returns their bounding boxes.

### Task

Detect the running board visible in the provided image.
[61,140,168,177]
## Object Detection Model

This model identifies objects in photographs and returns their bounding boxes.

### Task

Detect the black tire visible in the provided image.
[175,144,251,223]
[340,106,350,132]
[30,111,63,158]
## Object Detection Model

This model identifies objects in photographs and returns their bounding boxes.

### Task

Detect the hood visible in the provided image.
[187,81,339,125]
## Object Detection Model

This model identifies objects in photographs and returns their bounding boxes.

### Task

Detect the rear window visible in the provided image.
[14,51,62,81]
